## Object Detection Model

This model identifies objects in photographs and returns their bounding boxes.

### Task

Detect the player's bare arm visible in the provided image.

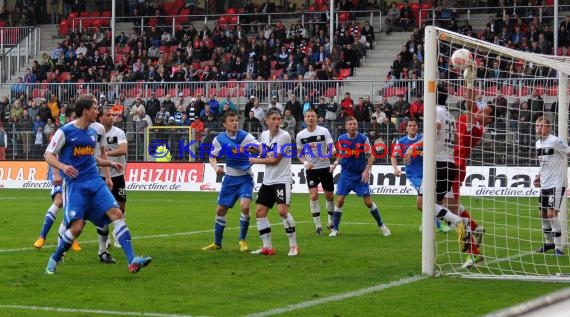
[209,157,224,174]
[45,152,78,178]
[361,151,374,183]
[249,151,283,166]
[106,142,127,157]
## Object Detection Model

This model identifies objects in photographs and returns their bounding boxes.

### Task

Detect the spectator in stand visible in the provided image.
[251,99,264,123]
[186,98,198,123]
[243,110,263,135]
[38,99,51,123]
[47,94,60,121]
[129,96,146,122]
[354,97,371,133]
[28,100,39,119]
[11,77,26,101]
[400,1,414,32]
[155,104,171,124]
[340,92,355,117]
[43,117,56,140]
[386,2,400,35]
[393,92,410,127]
[146,92,161,122]
[398,45,413,67]
[409,97,424,122]
[285,94,302,123]
[112,95,126,121]
[528,88,544,123]
[360,21,375,50]
[281,108,296,140]
[268,96,284,114]
[24,68,38,84]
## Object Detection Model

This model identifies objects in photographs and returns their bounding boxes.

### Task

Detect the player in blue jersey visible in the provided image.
[44,94,151,274]
[33,107,82,252]
[391,119,450,232]
[202,110,260,252]
[329,116,390,237]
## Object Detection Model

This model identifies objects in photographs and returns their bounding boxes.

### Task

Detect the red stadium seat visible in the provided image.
[501,85,514,96]
[383,87,397,97]
[339,12,349,23]
[155,88,165,97]
[58,20,69,36]
[338,68,351,79]
[194,87,204,96]
[324,87,337,98]
[485,85,497,96]
[545,86,558,96]
[226,8,237,14]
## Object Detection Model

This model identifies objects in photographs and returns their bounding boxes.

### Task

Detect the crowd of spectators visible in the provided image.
[379,0,562,150]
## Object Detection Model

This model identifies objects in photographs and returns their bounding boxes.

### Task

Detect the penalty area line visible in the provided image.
[0,304,208,317]
[242,275,426,317]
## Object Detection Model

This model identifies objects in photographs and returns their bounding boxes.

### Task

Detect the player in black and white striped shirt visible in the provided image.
[534,116,570,255]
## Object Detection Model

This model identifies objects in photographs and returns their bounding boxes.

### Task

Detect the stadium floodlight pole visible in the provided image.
[111,0,116,64]
[329,0,334,51]
[421,25,437,277]
[558,73,568,248]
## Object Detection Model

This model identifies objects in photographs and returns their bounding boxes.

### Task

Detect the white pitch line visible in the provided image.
[0,221,415,254]
[0,221,316,254]
[0,305,207,317]
[243,275,426,317]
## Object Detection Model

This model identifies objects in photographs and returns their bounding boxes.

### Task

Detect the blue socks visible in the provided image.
[113,219,134,263]
[40,204,59,238]
[52,229,74,262]
[214,215,226,246]
[369,203,384,227]
[239,212,249,241]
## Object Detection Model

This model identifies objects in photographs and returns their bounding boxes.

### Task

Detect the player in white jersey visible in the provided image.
[99,107,128,250]
[296,109,335,235]
[534,116,570,255]
[405,83,468,249]
[249,108,299,256]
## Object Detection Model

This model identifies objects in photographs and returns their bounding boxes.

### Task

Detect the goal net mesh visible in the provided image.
[429,27,570,280]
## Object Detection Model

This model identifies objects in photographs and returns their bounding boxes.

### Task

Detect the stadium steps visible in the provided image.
[6,22,136,86]
[342,31,413,100]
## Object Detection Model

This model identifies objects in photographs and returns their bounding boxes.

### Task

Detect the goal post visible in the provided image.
[422,26,570,280]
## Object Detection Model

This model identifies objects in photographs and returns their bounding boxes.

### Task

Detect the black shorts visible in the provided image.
[436,161,457,202]
[256,183,291,208]
[540,187,565,211]
[102,175,127,202]
[305,167,335,192]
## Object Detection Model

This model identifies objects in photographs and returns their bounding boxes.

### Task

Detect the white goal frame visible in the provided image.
[422,26,569,279]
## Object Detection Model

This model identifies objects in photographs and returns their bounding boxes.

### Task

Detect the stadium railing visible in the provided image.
[419,5,568,29]
[0,27,40,83]
[0,77,560,163]
[65,9,383,38]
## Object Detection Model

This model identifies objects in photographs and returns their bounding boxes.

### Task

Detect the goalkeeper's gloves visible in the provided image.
[464,63,476,89]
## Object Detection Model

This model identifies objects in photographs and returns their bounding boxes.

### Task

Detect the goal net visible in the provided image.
[422,26,570,280]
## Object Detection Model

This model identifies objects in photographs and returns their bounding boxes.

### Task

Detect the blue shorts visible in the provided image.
[51,185,62,199]
[218,174,254,208]
[63,177,119,228]
[408,174,423,195]
[336,174,370,197]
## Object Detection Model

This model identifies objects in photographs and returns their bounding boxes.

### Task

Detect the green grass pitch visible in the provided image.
[0,189,567,317]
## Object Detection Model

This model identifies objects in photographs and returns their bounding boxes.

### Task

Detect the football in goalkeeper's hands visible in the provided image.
[451,48,473,71]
